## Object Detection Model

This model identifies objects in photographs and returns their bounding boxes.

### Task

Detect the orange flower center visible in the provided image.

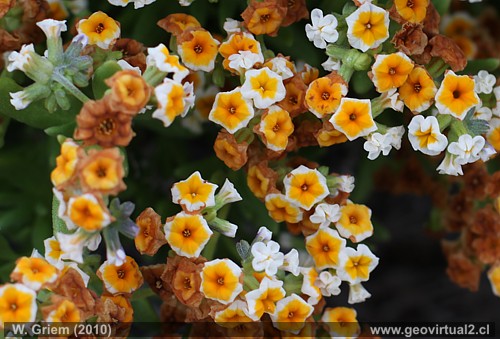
[217,277,225,285]
[322,92,330,100]
[323,245,330,252]
[96,23,105,34]
[260,14,271,23]
[414,83,422,93]
[117,269,125,279]
[301,184,309,191]
[365,23,372,29]
[288,311,294,318]
[98,118,115,135]
[453,90,461,99]
[229,106,236,114]
[182,229,191,237]
[407,0,414,8]
[10,303,17,310]
[349,113,357,121]
[350,216,358,224]
[273,124,280,132]
[389,68,396,75]
[194,44,203,54]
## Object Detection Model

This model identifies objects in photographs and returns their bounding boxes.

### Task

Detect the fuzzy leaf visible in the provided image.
[236,240,251,260]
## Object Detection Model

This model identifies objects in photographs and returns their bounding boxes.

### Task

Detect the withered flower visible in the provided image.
[157,13,201,37]
[462,162,489,200]
[105,69,151,115]
[429,35,467,72]
[74,96,135,148]
[445,251,481,292]
[485,171,500,199]
[159,299,189,334]
[315,121,348,147]
[292,119,321,149]
[277,74,308,118]
[281,0,308,27]
[161,255,207,308]
[135,208,167,256]
[241,0,288,37]
[392,23,428,56]
[470,205,500,264]
[422,2,440,37]
[444,191,473,232]
[140,264,173,302]
[78,148,126,196]
[99,295,134,323]
[213,130,249,171]
[113,38,147,72]
[0,0,15,18]
[246,161,278,200]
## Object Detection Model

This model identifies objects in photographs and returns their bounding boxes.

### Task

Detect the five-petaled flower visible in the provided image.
[77,11,120,49]
[305,74,348,118]
[241,67,286,109]
[398,67,437,113]
[371,52,414,93]
[153,78,195,127]
[0,284,37,326]
[265,193,303,223]
[200,258,243,304]
[408,115,448,156]
[336,203,374,243]
[270,293,314,333]
[98,255,143,294]
[164,212,213,258]
[346,3,390,52]
[256,105,294,151]
[306,227,346,270]
[330,98,377,141]
[394,0,429,23]
[209,88,255,134]
[337,244,379,284]
[305,8,339,49]
[171,171,218,212]
[284,165,329,210]
[321,307,361,338]
[178,28,220,72]
[245,277,286,320]
[11,256,58,291]
[435,70,479,120]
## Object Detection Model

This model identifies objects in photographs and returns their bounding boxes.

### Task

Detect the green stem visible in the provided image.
[202,232,220,260]
[131,287,157,301]
[52,71,90,103]
[339,64,354,83]
[427,58,448,79]
[437,114,453,132]
[143,66,167,87]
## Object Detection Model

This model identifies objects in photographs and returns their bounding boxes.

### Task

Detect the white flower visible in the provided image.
[245,277,285,320]
[305,8,339,49]
[152,79,195,127]
[228,50,262,75]
[473,105,492,121]
[280,249,300,276]
[338,175,355,193]
[479,142,496,162]
[178,0,194,5]
[147,44,189,83]
[36,19,67,39]
[132,0,156,8]
[493,86,500,117]
[241,67,286,109]
[314,271,341,297]
[448,134,485,165]
[7,44,35,72]
[117,59,141,74]
[474,70,496,94]
[348,283,372,304]
[265,56,294,80]
[254,226,273,244]
[223,18,241,34]
[53,188,76,231]
[215,179,242,206]
[251,240,284,276]
[301,267,322,305]
[379,88,404,112]
[321,56,341,72]
[436,151,464,176]
[56,229,101,263]
[408,115,448,156]
[363,132,392,160]
[9,91,32,110]
[108,0,131,6]
[387,125,405,149]
[310,203,341,227]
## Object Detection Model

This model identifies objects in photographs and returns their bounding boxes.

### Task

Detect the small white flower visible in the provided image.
[363,132,392,160]
[348,283,372,304]
[474,70,496,94]
[408,115,448,156]
[56,229,101,263]
[301,267,322,305]
[265,56,294,80]
[228,50,262,75]
[305,8,339,49]
[36,19,67,39]
[147,44,189,83]
[338,175,355,193]
[437,152,463,176]
[280,249,300,276]
[215,179,242,206]
[254,226,273,244]
[117,59,141,74]
[9,91,32,110]
[473,105,492,121]
[7,44,35,72]
[314,271,341,297]
[479,142,496,162]
[245,277,285,320]
[493,86,500,117]
[448,134,485,165]
[251,240,284,276]
[310,203,341,227]
[178,0,194,6]
[387,125,405,149]
[108,0,132,6]
[223,18,242,34]
[379,88,404,112]
[321,56,341,72]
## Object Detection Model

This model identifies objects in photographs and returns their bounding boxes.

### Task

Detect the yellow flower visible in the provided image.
[270,293,314,333]
[346,3,389,52]
[305,75,348,118]
[48,0,69,20]
[200,258,243,305]
[284,165,329,210]
[337,203,374,243]
[257,105,294,151]
[44,236,63,266]
[171,171,218,212]
[147,44,189,82]
[398,67,437,113]
[0,284,37,326]
[45,299,81,322]
[209,88,255,134]
[50,139,79,189]
[214,299,254,326]
[245,277,286,320]
[164,212,213,258]
[68,193,112,232]
[178,29,220,72]
[11,257,58,291]
[79,148,126,196]
[321,307,360,339]
[488,265,500,297]
[265,193,303,223]
[300,267,322,305]
[241,67,286,109]
[77,11,120,49]
[241,0,287,37]
[337,244,379,284]
[394,0,429,23]
[371,52,414,93]
[306,228,346,270]
[435,70,479,120]
[152,78,195,127]
[98,256,143,295]
[487,118,500,151]
[329,98,377,141]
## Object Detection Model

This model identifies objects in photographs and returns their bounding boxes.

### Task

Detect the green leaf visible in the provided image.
[0,113,10,149]
[52,193,70,234]
[0,77,78,129]
[91,60,122,100]
[461,58,500,75]
[0,206,33,232]
[431,0,451,16]
[44,121,76,137]
[0,234,17,260]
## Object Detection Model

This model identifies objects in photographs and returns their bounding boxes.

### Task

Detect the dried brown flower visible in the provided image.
[157,13,201,37]
[429,35,467,72]
[485,171,500,199]
[277,74,308,118]
[213,130,249,170]
[422,2,440,37]
[113,38,147,73]
[462,162,489,200]
[74,96,135,148]
[444,191,473,232]
[241,0,287,37]
[445,251,481,292]
[0,0,15,19]
[140,264,172,302]
[281,0,308,27]
[135,208,167,256]
[392,23,429,56]
[246,161,278,200]
[105,69,151,115]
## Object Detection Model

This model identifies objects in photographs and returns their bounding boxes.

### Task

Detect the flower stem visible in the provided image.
[52,71,90,103]
[202,232,220,260]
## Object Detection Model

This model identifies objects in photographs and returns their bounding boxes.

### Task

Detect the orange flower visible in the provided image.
[270,294,314,333]
[329,98,377,141]
[50,139,80,189]
[336,203,374,243]
[305,228,346,270]
[321,307,360,338]
[315,121,348,147]
[11,256,58,291]
[209,88,255,134]
[299,64,319,86]
[78,148,126,196]
[284,165,329,210]
[178,28,220,72]
[0,284,37,326]
[305,73,348,118]
[256,105,294,152]
[135,207,166,256]
[101,295,134,323]
[346,3,390,52]
[393,0,429,23]
[171,171,218,213]
[164,212,213,258]
[200,259,243,305]
[241,0,287,37]
[371,52,414,93]
[44,298,81,323]
[435,70,479,119]
[213,130,249,171]
[98,256,143,295]
[105,70,151,115]
[265,193,303,223]
[67,193,112,232]
[398,66,437,113]
[157,13,201,37]
[77,11,120,49]
[247,162,277,200]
